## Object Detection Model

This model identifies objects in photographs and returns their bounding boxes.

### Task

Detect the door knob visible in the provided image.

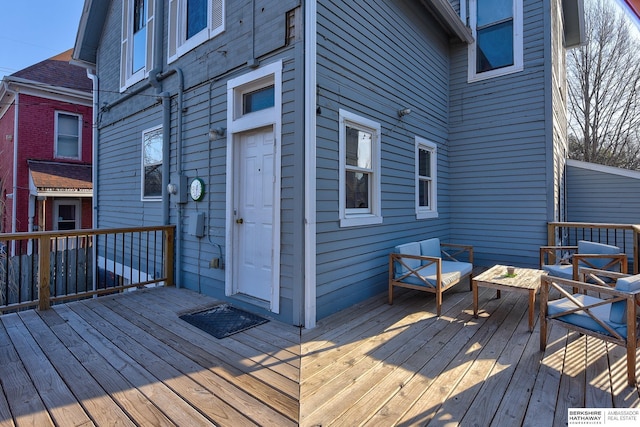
[236,218,244,224]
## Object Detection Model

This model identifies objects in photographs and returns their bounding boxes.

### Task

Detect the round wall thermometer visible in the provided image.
[190,178,205,201]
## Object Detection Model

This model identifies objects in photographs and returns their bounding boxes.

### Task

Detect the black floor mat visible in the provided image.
[179,304,269,339]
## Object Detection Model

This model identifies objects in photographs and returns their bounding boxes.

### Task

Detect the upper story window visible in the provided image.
[415,137,438,219]
[141,125,163,200]
[339,109,382,227]
[55,112,81,159]
[121,0,155,91]
[168,0,225,63]
[468,0,523,82]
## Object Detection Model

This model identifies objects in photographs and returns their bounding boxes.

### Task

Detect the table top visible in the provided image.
[473,264,546,291]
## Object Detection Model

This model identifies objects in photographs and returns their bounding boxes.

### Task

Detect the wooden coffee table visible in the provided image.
[472,265,546,332]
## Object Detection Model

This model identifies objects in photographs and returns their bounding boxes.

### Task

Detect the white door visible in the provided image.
[234,127,275,301]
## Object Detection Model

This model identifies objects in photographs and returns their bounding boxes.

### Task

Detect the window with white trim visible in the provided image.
[141,125,163,200]
[415,137,438,219]
[468,0,523,82]
[55,112,81,159]
[121,0,155,91]
[339,109,382,227]
[54,200,81,230]
[168,0,225,63]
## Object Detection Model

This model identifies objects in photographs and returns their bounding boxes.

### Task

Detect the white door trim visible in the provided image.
[226,61,282,314]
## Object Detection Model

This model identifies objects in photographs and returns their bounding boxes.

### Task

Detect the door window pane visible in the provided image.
[243,85,275,114]
[57,205,77,230]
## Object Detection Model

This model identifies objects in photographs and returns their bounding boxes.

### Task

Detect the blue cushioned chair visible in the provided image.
[540,269,640,386]
[540,240,628,281]
[389,238,473,316]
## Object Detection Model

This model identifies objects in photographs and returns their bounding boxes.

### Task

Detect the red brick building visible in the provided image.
[0,50,93,233]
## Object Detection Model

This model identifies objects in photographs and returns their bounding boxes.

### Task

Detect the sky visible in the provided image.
[0,0,85,80]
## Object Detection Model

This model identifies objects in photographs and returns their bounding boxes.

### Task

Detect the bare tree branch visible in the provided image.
[568,0,640,169]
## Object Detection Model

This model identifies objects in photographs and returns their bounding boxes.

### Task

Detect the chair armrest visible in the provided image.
[539,245,578,267]
[440,243,473,264]
[541,274,640,299]
[578,267,630,287]
[389,253,442,287]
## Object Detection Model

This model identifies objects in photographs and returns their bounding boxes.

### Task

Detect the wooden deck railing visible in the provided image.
[0,225,175,313]
[547,222,640,274]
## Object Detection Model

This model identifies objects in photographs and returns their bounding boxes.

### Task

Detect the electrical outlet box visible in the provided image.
[210,258,220,269]
[189,212,205,237]
[169,174,188,204]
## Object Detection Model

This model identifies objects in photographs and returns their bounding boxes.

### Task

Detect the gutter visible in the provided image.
[2,82,20,236]
[2,75,93,106]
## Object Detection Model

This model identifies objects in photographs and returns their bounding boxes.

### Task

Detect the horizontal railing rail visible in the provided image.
[0,225,175,313]
[547,222,639,274]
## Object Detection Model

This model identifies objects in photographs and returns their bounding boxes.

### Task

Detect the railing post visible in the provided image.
[38,235,51,310]
[164,226,175,287]
[633,226,639,274]
[547,222,557,265]
[547,223,556,246]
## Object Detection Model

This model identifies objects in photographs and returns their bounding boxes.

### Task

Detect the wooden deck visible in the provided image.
[1,283,639,426]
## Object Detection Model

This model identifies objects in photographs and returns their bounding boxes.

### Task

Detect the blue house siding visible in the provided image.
[75,0,580,326]
[91,0,303,325]
[567,160,640,225]
[447,0,562,268]
[315,0,454,319]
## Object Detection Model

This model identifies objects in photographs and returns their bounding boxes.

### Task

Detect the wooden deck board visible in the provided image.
[1,284,638,426]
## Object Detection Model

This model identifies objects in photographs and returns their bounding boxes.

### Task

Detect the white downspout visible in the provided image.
[87,68,99,294]
[304,1,317,329]
[10,89,19,237]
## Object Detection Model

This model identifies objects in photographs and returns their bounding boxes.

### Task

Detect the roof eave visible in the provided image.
[421,0,474,44]
[2,76,92,103]
[563,0,586,48]
[73,0,110,67]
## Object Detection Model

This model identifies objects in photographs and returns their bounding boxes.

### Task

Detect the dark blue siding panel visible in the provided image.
[315,0,453,319]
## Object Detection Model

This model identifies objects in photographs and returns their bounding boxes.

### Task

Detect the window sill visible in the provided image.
[467,64,523,83]
[416,211,438,220]
[340,214,383,228]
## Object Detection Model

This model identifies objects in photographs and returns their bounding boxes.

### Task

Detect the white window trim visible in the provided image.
[54,111,82,160]
[168,0,225,63]
[415,137,438,220]
[338,109,382,228]
[141,124,163,201]
[467,0,523,83]
[53,199,81,231]
[120,0,155,91]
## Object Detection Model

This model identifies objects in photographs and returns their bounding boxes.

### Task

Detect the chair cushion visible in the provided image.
[394,242,422,276]
[577,240,621,270]
[419,238,441,258]
[547,294,627,337]
[609,274,640,323]
[397,260,472,288]
[542,264,573,280]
